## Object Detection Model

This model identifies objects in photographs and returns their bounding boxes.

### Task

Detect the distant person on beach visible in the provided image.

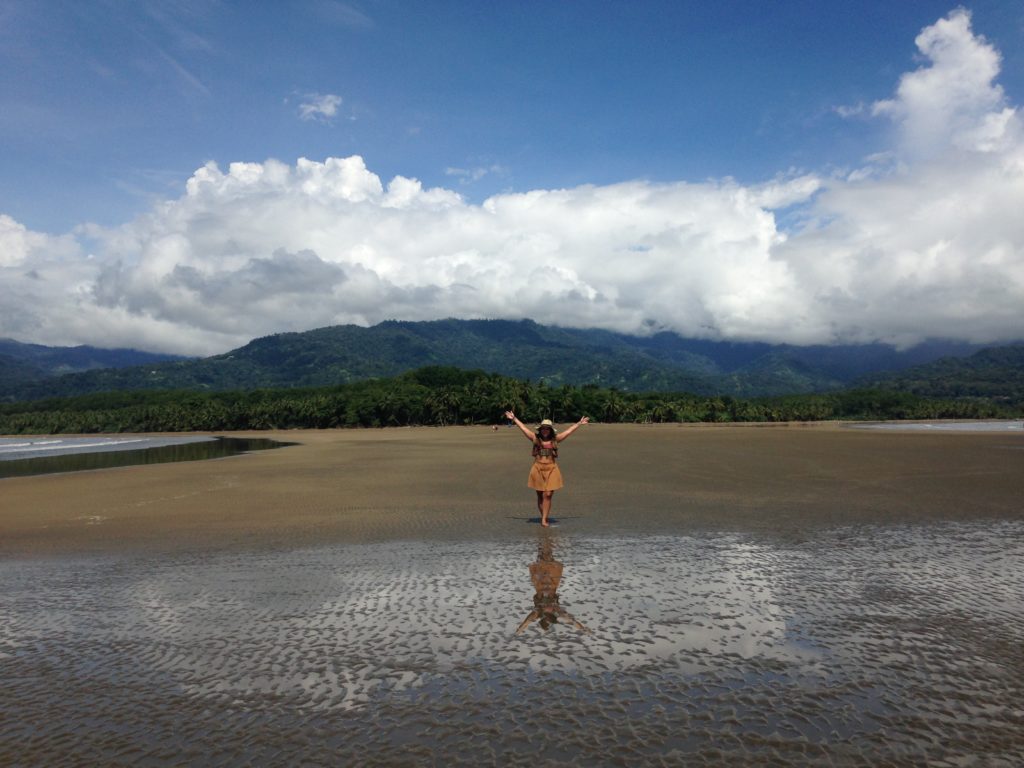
[516,535,589,634]
[504,411,588,527]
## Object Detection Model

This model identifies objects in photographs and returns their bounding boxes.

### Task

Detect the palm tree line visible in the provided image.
[0,366,1009,435]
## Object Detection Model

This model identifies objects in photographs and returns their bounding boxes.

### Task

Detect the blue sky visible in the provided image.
[1,1,1023,354]
[4,0,1020,232]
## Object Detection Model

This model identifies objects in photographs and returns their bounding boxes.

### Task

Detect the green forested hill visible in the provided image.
[0,366,1012,436]
[0,354,46,391]
[716,351,846,398]
[0,338,184,395]
[7,320,715,400]
[0,338,183,373]
[863,345,1024,407]
[2,319,1007,402]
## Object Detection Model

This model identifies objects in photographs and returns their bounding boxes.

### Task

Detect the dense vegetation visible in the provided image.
[0,338,182,384]
[861,344,1024,408]
[0,366,1014,435]
[0,353,45,392]
[3,319,989,401]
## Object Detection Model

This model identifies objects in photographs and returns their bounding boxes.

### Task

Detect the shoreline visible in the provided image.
[0,434,215,462]
[2,423,1022,558]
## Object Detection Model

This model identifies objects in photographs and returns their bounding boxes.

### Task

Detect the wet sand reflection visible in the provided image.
[516,533,589,634]
[2,521,1023,765]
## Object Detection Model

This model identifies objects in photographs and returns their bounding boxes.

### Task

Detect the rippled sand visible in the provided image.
[2,424,1023,765]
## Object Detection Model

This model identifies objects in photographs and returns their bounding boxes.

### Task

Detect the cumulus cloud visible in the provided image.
[777,7,1024,347]
[298,92,342,122]
[1,9,1022,355]
[871,9,1016,156]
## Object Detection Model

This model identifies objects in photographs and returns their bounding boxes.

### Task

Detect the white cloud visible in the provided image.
[298,92,342,122]
[309,0,373,29]
[444,164,507,184]
[834,102,867,119]
[774,8,1024,348]
[155,47,211,97]
[871,8,1014,156]
[0,214,46,268]
[1,10,1022,356]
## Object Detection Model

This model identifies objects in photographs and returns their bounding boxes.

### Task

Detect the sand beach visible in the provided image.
[2,422,1022,555]
[2,423,1023,765]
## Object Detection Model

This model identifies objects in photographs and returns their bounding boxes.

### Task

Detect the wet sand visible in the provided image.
[2,422,1022,556]
[3,424,1023,766]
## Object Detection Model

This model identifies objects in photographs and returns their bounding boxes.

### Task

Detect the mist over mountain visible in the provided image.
[2,319,1006,403]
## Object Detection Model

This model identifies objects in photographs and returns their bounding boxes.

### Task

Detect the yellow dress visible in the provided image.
[527,440,564,491]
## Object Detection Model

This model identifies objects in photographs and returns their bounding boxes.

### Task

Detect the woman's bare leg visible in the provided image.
[540,491,554,527]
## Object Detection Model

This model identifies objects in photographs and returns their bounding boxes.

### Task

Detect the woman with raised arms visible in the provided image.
[504,411,589,527]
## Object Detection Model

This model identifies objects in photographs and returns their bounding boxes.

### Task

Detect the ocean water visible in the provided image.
[854,420,1024,432]
[2,520,1022,766]
[0,436,291,478]
[0,435,215,461]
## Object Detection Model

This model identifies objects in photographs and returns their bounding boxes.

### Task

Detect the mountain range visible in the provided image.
[863,344,1024,407]
[0,339,182,395]
[4,319,1020,404]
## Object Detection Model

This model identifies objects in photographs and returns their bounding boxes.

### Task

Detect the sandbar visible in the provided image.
[2,422,1021,557]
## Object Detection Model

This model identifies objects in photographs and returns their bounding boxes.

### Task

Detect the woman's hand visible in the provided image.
[578,416,589,425]
[504,410,516,420]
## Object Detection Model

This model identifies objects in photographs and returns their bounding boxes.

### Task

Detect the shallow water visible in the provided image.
[854,420,1024,432]
[2,520,1022,766]
[0,436,292,479]
[0,435,214,461]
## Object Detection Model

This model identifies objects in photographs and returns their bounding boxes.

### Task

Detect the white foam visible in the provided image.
[0,437,146,455]
[0,435,212,462]
[854,420,1023,432]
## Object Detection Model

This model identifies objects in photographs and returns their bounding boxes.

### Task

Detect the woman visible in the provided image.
[504,411,588,527]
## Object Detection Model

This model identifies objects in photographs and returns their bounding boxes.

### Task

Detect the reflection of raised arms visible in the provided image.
[515,610,539,635]
[516,604,590,634]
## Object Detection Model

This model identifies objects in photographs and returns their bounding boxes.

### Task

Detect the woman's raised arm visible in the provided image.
[555,416,589,442]
[505,411,537,441]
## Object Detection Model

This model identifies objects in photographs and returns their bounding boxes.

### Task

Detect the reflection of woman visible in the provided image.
[505,411,588,527]
[516,536,588,634]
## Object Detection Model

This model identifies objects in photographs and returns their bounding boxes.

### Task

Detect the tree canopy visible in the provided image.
[0,366,1013,435]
